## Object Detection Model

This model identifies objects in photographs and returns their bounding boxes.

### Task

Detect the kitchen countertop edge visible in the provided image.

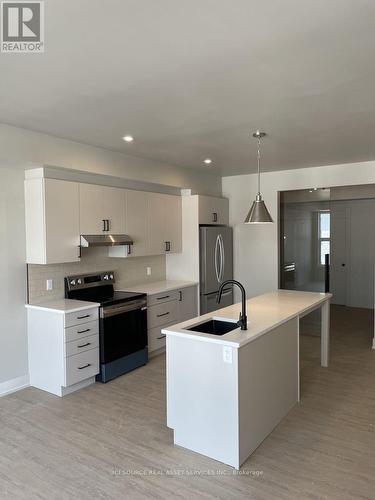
[116,280,198,295]
[25,299,100,314]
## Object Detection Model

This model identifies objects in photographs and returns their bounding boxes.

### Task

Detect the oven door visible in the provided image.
[99,299,147,364]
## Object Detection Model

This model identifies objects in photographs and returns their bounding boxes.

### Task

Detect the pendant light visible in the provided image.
[244,131,273,224]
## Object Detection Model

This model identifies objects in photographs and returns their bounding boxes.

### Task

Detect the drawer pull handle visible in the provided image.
[157,295,170,300]
[77,328,91,334]
[77,342,91,348]
[78,363,91,370]
[157,335,166,340]
[157,312,170,318]
[77,314,90,320]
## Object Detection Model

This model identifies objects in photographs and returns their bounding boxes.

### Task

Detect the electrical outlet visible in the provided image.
[223,346,233,364]
[146,267,152,276]
[46,279,53,291]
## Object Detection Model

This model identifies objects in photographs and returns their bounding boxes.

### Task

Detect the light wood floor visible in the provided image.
[1,305,375,500]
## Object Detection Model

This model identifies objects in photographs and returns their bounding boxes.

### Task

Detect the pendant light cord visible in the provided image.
[257,137,261,195]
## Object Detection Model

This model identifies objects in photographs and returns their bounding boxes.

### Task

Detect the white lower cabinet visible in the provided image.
[178,286,199,322]
[148,324,174,353]
[27,305,99,397]
[147,285,198,355]
[65,348,100,387]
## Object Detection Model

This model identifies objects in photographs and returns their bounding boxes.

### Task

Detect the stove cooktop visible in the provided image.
[97,290,146,307]
[66,287,146,307]
[64,271,146,307]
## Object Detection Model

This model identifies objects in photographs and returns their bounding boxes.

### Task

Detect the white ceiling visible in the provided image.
[1,0,375,176]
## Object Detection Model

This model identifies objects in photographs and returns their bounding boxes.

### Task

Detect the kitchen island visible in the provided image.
[163,289,331,469]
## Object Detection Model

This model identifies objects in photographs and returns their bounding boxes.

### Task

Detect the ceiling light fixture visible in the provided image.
[204,158,212,165]
[122,135,134,143]
[244,131,273,224]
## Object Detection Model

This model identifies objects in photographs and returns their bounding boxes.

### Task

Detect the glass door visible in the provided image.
[280,190,330,293]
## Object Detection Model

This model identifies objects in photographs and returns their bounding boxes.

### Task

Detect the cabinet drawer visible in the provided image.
[148,325,170,353]
[65,334,99,357]
[64,320,99,342]
[64,348,99,387]
[148,300,177,328]
[65,308,98,328]
[148,290,178,307]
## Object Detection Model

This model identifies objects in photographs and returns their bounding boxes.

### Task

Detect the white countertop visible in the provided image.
[25,299,100,314]
[162,289,331,348]
[116,280,198,295]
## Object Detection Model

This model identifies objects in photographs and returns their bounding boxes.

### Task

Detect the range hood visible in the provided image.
[80,234,134,247]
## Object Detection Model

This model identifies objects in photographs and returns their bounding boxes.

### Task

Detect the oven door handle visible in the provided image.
[101,300,147,318]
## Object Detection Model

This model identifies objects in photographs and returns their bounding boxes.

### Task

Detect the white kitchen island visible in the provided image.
[162,290,331,469]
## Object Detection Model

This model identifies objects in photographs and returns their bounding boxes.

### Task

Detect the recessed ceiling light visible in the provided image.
[203,158,212,165]
[123,135,134,143]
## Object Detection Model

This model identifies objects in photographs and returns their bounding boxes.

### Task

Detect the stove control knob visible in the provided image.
[103,274,109,280]
[109,274,114,280]
[77,278,82,285]
[70,279,76,286]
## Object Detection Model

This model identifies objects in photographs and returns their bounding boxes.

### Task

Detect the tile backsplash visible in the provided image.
[27,247,166,304]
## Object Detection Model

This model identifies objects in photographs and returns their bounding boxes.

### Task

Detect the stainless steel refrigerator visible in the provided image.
[199,226,233,314]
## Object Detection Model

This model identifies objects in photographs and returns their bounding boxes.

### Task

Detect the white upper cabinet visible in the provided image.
[164,194,182,254]
[102,186,126,234]
[25,170,183,264]
[109,191,182,258]
[79,183,125,235]
[148,193,182,255]
[25,178,80,264]
[148,193,167,255]
[124,190,149,257]
[198,195,229,225]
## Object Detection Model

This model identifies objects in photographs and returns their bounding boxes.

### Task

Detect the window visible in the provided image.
[319,211,330,265]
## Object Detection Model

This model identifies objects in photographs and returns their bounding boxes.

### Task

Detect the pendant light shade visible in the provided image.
[244,193,273,224]
[244,131,274,224]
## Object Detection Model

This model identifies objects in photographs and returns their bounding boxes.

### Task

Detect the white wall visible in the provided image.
[222,160,375,299]
[0,124,222,394]
[0,123,221,194]
[0,165,28,392]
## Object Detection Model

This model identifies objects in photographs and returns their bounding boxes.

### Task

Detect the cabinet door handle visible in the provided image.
[127,245,131,255]
[106,219,111,232]
[157,335,166,340]
[157,312,170,318]
[165,241,171,252]
[77,328,91,334]
[77,363,91,370]
[157,295,170,300]
[77,342,91,348]
[77,245,82,259]
[77,314,90,320]
[179,291,182,301]
[102,220,107,232]
[212,212,218,223]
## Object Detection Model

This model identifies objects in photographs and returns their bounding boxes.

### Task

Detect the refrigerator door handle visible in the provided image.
[215,235,221,283]
[219,234,225,283]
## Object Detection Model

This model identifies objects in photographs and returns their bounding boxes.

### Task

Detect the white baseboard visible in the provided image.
[0,374,30,397]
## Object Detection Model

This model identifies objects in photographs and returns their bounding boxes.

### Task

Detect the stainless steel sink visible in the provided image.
[186,319,239,336]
